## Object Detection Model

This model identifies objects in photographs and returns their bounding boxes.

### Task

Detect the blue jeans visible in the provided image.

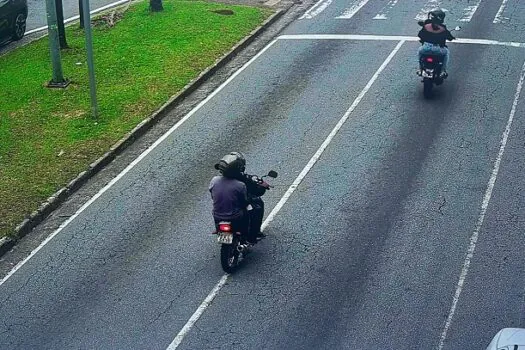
[418,43,449,70]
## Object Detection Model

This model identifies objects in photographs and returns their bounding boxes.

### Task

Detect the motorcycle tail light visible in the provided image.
[219,223,232,232]
[425,57,434,63]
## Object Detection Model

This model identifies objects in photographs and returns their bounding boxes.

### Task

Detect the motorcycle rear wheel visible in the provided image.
[220,242,240,273]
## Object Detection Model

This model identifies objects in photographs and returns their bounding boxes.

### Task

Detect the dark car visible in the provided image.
[0,0,28,43]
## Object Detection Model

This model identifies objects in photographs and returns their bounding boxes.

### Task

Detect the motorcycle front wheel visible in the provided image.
[220,241,240,273]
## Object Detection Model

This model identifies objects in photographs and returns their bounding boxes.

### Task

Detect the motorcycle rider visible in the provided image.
[417,9,455,78]
[209,152,266,244]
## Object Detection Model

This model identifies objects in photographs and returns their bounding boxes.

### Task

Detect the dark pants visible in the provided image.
[249,197,264,236]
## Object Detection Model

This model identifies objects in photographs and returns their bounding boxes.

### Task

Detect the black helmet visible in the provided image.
[428,9,445,24]
[214,152,246,177]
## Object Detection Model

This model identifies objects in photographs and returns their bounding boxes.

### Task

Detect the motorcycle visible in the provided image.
[416,25,460,98]
[213,170,278,273]
[418,53,446,98]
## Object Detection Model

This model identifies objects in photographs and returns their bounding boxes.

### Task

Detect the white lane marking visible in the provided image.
[458,0,481,22]
[373,0,399,20]
[165,40,406,350]
[0,39,279,288]
[336,0,371,19]
[25,0,130,35]
[300,0,333,19]
[437,58,525,350]
[277,34,525,48]
[493,0,509,24]
[166,275,229,350]
[415,0,441,21]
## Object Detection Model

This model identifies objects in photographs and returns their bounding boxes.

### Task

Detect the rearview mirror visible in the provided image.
[267,170,278,178]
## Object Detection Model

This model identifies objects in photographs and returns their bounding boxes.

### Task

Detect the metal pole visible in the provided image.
[45,0,69,87]
[81,0,98,118]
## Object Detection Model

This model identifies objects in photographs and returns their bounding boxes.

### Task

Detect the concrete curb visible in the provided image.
[0,7,287,258]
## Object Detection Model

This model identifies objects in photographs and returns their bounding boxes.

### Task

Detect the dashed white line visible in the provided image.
[164,40,406,350]
[300,0,333,19]
[336,0,371,19]
[373,0,399,20]
[493,0,509,24]
[437,58,525,350]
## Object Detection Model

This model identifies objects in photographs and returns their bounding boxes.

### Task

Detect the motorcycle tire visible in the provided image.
[423,79,433,98]
[220,241,240,273]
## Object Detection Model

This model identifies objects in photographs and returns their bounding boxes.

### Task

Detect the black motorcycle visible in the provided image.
[213,170,277,273]
[416,23,460,98]
[418,54,446,98]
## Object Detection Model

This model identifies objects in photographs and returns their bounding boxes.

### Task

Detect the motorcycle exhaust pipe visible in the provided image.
[236,244,249,253]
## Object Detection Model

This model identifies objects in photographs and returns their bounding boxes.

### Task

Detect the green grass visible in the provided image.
[0,0,273,237]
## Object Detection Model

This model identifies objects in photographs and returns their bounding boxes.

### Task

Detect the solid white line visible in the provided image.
[415,0,441,21]
[493,0,509,24]
[166,275,229,350]
[0,39,279,288]
[336,0,371,19]
[25,0,130,35]
[277,34,525,48]
[437,58,525,350]
[373,0,398,20]
[164,40,405,350]
[300,0,332,19]
[458,1,481,22]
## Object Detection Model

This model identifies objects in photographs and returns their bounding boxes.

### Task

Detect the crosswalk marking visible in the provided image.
[302,0,516,24]
[494,0,509,23]
[336,0,371,19]
[458,0,481,22]
[300,0,333,19]
[373,0,399,20]
[415,0,442,21]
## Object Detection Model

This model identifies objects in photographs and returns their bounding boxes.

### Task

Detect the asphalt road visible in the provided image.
[25,0,129,31]
[2,0,525,349]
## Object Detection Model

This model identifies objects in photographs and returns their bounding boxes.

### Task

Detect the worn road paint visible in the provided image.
[336,0,371,19]
[300,0,333,19]
[458,1,481,22]
[493,0,509,24]
[373,0,399,20]
[164,40,406,350]
[415,0,441,21]
[437,58,525,350]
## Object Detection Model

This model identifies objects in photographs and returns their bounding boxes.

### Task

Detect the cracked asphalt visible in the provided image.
[2,0,525,349]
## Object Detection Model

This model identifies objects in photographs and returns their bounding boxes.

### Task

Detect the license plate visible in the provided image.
[422,69,434,78]
[217,232,233,244]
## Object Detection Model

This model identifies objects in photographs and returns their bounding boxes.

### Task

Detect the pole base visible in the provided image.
[46,78,71,89]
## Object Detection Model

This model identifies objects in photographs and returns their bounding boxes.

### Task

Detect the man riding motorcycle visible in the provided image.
[209,152,266,244]
[417,9,455,78]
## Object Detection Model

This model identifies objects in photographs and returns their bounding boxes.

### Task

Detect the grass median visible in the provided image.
[0,0,273,238]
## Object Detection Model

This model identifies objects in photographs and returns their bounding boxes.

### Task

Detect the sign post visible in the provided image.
[81,0,99,118]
